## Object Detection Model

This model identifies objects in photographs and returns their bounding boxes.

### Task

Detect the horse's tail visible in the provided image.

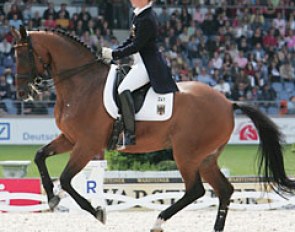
[233,102,295,194]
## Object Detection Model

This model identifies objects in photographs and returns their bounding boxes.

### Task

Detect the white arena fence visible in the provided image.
[2,191,295,212]
[1,161,295,213]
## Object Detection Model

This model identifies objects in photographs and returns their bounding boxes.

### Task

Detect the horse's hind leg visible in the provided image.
[151,167,205,232]
[200,149,234,232]
[34,134,73,209]
[59,145,106,223]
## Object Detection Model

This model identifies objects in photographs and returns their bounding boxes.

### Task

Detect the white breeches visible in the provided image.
[118,53,150,94]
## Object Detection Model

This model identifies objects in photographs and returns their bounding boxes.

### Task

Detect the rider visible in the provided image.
[101,0,179,148]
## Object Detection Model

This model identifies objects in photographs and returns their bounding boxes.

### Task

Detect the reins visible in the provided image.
[50,60,98,87]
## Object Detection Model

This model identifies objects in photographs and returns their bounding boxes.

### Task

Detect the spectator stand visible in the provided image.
[0,1,295,115]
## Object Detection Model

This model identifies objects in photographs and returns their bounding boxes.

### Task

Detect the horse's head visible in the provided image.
[11,26,50,100]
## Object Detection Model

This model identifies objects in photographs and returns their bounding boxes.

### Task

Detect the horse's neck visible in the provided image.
[31,32,94,73]
[31,32,109,102]
[54,64,108,96]
[53,63,109,104]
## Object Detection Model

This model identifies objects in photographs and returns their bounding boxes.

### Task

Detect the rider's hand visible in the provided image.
[102,47,113,63]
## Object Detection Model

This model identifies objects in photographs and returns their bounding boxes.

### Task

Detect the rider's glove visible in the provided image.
[102,47,113,63]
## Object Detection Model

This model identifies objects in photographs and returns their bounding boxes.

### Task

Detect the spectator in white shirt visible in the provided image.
[214,78,231,98]
[0,37,12,55]
[210,51,223,70]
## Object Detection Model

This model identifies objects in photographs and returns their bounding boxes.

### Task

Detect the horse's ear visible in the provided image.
[10,26,21,42]
[19,25,27,40]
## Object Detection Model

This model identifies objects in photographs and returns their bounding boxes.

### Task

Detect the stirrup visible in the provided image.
[117,132,136,149]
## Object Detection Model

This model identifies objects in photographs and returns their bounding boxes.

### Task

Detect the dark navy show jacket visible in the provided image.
[112,7,179,94]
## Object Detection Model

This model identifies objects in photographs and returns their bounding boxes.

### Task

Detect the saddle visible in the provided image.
[108,65,149,150]
[103,64,174,150]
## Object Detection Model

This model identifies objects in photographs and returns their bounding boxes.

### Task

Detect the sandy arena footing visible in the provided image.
[0,210,294,232]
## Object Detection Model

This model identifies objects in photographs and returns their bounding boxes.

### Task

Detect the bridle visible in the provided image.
[14,34,99,98]
[14,35,52,90]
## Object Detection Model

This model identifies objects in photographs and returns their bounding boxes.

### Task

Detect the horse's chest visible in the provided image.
[55,103,78,130]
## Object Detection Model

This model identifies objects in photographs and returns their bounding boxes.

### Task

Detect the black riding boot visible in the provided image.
[117,90,136,147]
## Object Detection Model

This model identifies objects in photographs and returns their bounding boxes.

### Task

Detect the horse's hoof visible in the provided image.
[48,196,60,210]
[95,206,106,224]
[150,229,163,232]
[214,228,224,232]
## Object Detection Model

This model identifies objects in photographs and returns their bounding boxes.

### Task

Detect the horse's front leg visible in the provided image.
[59,145,106,224]
[34,134,73,209]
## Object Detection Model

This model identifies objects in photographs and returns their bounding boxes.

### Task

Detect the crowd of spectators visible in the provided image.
[0,0,295,115]
[156,0,295,115]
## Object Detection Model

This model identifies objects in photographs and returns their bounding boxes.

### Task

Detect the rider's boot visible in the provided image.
[117,90,136,149]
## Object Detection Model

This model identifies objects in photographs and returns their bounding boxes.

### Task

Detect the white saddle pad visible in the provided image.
[103,65,173,121]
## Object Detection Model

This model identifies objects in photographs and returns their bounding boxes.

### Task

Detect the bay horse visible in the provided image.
[12,26,295,232]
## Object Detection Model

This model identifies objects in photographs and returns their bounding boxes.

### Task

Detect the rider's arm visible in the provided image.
[112,18,155,60]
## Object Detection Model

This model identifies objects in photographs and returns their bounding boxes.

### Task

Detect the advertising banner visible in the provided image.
[0,118,60,144]
[0,178,41,210]
[100,177,290,211]
[0,175,294,212]
[0,161,106,212]
[229,118,295,144]
[1,117,295,144]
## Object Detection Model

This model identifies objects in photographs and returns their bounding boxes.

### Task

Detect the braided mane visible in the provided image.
[41,28,104,62]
